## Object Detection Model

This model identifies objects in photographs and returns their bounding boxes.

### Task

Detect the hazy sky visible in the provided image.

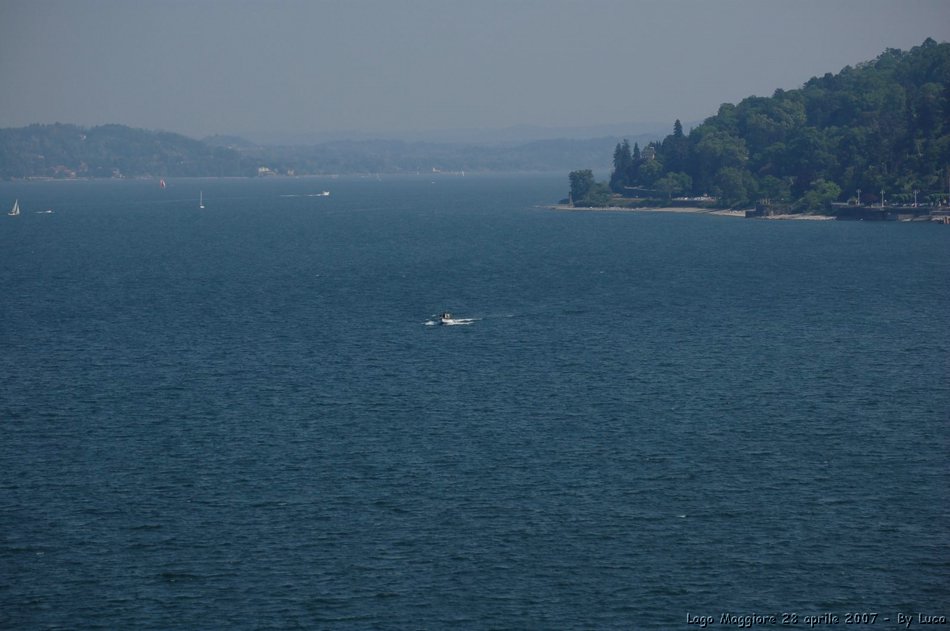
[1,0,948,139]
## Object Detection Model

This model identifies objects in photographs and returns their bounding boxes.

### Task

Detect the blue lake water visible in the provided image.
[1,175,948,629]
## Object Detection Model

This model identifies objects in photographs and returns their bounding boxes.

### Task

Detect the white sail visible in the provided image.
[199,191,204,209]
[8,199,20,216]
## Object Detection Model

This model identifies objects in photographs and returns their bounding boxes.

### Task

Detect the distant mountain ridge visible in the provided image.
[0,123,662,178]
[238,136,661,176]
[237,121,676,146]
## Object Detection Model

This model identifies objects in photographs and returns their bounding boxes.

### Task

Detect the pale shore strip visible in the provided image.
[757,213,836,220]
[549,205,745,216]
[548,205,835,220]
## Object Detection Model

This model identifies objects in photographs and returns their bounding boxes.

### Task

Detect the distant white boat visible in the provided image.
[199,191,205,209]
[318,191,330,197]
[8,199,20,216]
[434,312,476,326]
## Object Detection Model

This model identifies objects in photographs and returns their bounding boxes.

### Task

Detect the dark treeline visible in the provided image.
[573,39,950,211]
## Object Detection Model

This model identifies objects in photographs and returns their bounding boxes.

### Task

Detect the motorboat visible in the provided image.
[426,311,474,327]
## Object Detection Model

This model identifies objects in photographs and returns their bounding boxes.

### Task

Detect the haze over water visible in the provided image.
[2,1,949,139]
[1,176,947,628]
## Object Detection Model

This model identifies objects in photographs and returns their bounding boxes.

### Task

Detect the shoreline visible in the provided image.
[549,205,835,220]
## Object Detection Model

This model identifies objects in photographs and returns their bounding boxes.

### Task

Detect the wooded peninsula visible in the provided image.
[568,39,950,219]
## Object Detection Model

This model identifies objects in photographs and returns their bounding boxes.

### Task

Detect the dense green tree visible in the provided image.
[713,167,757,207]
[586,182,612,207]
[691,129,748,193]
[660,119,690,174]
[610,139,633,192]
[654,171,692,199]
[638,159,664,187]
[795,179,842,212]
[758,175,793,204]
[568,169,612,206]
[569,169,595,203]
[599,39,950,212]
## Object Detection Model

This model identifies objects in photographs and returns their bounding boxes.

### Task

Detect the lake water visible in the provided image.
[1,175,948,629]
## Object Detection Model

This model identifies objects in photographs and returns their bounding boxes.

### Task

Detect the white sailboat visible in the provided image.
[199,191,205,209]
[8,199,20,216]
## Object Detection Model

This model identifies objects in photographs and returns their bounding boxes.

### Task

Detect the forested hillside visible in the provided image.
[0,124,255,178]
[586,38,950,211]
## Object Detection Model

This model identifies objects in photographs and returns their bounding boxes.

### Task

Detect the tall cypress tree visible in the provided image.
[610,139,633,192]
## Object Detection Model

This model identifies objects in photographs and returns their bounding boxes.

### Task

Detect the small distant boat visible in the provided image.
[8,199,20,216]
[160,179,166,189]
[199,191,205,209]
[439,312,466,325]
[434,311,478,326]
[318,191,330,197]
[35,209,53,214]
[426,311,476,327]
